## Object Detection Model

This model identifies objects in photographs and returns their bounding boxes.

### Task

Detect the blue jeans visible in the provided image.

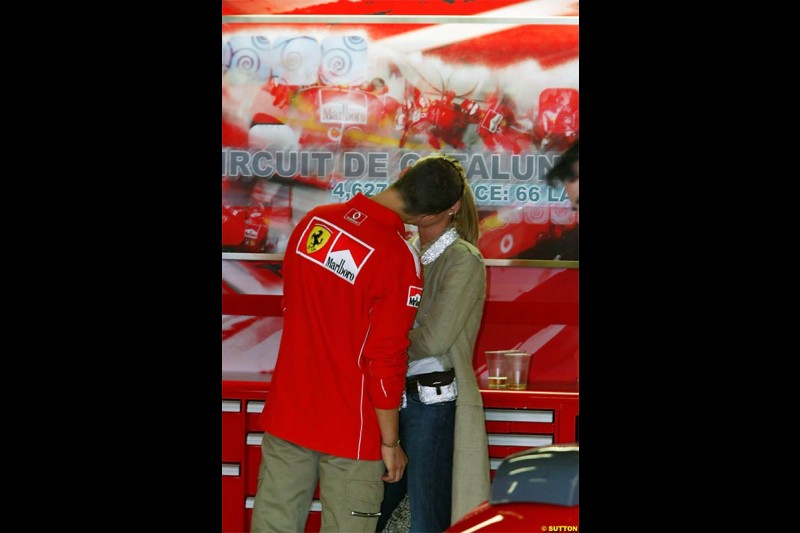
[377,389,456,533]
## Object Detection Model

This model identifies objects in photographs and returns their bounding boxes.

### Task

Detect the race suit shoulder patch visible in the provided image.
[408,286,422,308]
[297,216,375,284]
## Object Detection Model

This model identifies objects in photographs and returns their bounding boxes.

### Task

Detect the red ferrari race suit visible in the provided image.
[259,193,422,460]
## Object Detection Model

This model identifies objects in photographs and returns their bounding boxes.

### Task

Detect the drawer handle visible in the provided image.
[222,463,240,476]
[247,400,266,413]
[222,400,241,413]
[487,434,553,447]
[484,409,554,423]
[246,432,264,446]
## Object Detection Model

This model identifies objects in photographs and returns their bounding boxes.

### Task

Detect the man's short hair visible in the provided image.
[546,139,579,186]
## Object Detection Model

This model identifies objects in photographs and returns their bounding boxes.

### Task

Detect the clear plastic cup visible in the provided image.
[505,351,532,390]
[485,350,509,389]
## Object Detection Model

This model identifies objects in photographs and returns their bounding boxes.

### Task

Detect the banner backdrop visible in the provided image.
[222,12,578,260]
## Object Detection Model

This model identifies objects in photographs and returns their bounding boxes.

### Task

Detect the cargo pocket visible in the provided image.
[346,479,383,518]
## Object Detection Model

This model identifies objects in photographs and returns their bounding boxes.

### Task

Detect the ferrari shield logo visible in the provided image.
[306,225,332,253]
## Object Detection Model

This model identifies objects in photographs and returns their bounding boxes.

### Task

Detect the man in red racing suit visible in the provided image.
[251,154,469,533]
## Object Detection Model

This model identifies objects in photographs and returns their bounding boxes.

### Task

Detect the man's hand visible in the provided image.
[381,444,408,483]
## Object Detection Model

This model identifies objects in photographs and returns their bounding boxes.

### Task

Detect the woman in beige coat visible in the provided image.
[377,154,490,532]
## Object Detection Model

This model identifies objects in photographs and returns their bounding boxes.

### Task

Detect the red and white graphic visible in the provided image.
[344,208,367,225]
[222,0,579,260]
[296,216,375,284]
[533,87,579,152]
[407,285,423,308]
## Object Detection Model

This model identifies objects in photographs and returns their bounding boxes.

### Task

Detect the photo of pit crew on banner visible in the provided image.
[222,20,578,261]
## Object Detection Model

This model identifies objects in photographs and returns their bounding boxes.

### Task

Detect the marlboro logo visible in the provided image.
[407,286,422,308]
[319,89,368,125]
[297,217,374,284]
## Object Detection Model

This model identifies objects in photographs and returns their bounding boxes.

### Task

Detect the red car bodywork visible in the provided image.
[447,501,578,533]
[447,444,579,533]
[447,501,578,532]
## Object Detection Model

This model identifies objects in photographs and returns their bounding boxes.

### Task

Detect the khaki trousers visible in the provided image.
[250,432,385,533]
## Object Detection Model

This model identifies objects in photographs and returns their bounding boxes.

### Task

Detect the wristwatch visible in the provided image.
[381,438,401,448]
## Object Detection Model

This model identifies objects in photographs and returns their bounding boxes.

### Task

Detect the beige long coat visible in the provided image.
[407,238,491,523]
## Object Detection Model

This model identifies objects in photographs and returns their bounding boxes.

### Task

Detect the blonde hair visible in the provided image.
[440,155,479,246]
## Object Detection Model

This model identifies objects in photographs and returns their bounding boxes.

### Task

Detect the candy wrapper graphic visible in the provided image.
[271,36,322,86]
[320,35,368,86]
[223,34,271,83]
